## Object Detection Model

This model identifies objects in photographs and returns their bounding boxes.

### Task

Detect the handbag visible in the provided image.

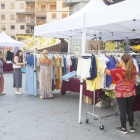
[135,84,140,96]
[13,63,21,69]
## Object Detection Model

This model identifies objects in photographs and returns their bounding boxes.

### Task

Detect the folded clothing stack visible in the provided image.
[61,71,77,82]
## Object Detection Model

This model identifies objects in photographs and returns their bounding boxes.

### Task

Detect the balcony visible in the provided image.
[63,0,90,7]
[36,0,56,2]
[16,19,26,23]
[26,19,36,26]
[36,7,57,12]
[26,8,35,13]
[36,20,47,25]
[16,0,35,2]
[26,29,34,34]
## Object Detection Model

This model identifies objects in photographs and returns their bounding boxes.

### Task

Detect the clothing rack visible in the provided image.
[36,52,75,55]
[78,50,129,130]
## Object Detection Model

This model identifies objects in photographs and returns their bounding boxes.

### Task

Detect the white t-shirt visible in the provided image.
[98,56,110,89]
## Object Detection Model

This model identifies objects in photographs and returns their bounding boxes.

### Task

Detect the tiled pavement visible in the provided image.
[0,73,140,140]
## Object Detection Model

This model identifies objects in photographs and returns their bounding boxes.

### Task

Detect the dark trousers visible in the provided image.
[116,96,135,128]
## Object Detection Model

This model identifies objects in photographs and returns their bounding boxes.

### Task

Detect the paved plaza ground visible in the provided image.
[0,73,140,140]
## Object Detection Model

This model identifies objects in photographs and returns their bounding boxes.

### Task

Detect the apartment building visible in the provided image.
[0,0,69,39]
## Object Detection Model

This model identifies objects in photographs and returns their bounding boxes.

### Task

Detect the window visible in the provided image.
[1,25,5,31]
[41,5,46,11]
[11,25,15,30]
[52,14,56,19]
[11,14,15,20]
[1,15,5,20]
[10,3,15,9]
[50,5,56,10]
[62,13,67,19]
[62,2,67,8]
[20,25,24,30]
[1,4,5,9]
[20,3,24,9]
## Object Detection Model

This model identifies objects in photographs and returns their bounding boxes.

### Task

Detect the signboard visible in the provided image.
[74,45,80,55]
[89,41,102,50]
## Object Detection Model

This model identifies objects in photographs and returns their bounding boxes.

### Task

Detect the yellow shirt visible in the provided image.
[86,57,103,91]
[106,43,115,51]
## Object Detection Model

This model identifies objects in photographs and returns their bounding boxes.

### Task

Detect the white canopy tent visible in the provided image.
[0,32,25,47]
[34,0,140,53]
[34,0,140,124]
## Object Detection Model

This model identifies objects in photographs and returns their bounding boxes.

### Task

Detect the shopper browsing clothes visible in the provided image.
[13,50,27,95]
[105,54,136,134]
[39,50,55,99]
[0,50,6,95]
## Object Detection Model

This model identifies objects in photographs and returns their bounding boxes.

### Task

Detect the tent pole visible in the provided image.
[78,13,86,124]
[78,78,83,124]
[34,35,36,97]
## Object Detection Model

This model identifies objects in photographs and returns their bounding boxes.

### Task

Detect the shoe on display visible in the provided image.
[116,127,128,134]
[15,91,22,95]
[129,127,135,133]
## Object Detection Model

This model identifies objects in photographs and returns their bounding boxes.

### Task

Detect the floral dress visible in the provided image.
[40,63,53,99]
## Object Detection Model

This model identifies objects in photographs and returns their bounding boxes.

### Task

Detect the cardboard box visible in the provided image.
[89,40,102,50]
[83,95,93,105]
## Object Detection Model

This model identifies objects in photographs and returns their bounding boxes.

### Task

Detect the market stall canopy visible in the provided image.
[34,0,106,38]
[0,32,25,47]
[34,0,140,41]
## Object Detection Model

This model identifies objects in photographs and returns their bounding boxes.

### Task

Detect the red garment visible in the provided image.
[0,74,4,93]
[70,57,73,72]
[110,68,136,98]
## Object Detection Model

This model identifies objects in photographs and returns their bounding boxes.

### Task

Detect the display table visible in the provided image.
[133,95,140,112]
[3,63,13,72]
[61,78,105,104]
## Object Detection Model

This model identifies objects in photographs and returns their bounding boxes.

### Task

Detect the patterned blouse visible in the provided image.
[0,59,3,74]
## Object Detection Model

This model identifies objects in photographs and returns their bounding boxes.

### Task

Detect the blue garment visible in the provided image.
[52,79,54,91]
[135,56,140,74]
[62,55,67,74]
[25,65,38,95]
[106,56,116,88]
[0,60,3,74]
[132,56,140,74]
[87,56,97,80]
[61,71,77,82]
[26,55,34,66]
[125,46,130,52]
[72,56,76,71]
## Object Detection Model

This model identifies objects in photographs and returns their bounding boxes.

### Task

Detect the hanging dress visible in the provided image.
[40,63,53,99]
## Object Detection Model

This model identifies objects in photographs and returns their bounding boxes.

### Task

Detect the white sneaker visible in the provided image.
[15,91,22,95]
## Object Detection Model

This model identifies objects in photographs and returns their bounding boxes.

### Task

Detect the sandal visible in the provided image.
[0,92,6,95]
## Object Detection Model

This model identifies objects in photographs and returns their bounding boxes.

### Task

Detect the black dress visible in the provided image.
[13,59,22,88]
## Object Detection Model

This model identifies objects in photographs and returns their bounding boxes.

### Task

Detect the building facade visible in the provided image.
[0,0,69,39]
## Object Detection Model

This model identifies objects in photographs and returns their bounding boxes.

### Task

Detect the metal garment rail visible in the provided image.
[36,52,75,54]
[78,51,123,130]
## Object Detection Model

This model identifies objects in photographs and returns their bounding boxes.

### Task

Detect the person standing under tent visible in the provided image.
[0,50,6,95]
[39,50,55,99]
[13,50,27,95]
[105,54,136,134]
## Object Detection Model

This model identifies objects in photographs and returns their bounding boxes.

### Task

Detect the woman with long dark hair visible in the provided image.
[13,50,27,95]
[105,54,136,134]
